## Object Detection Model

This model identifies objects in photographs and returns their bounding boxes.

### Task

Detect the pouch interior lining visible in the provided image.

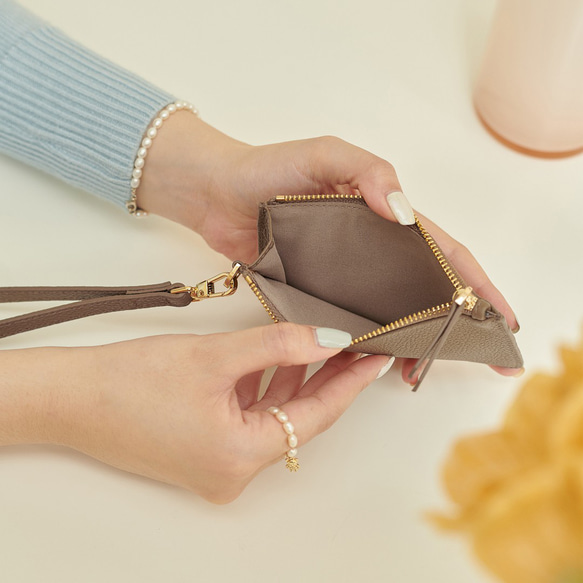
[251,201,457,325]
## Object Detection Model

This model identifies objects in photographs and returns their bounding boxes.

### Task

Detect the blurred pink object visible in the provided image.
[474,0,583,157]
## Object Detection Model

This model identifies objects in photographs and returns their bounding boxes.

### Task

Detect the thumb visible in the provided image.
[298,136,415,226]
[213,323,353,378]
[352,155,416,226]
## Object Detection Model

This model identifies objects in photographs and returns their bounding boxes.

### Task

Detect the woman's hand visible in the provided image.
[136,113,407,264]
[136,112,521,380]
[0,324,390,503]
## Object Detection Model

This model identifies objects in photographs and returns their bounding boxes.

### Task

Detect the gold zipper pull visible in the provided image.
[408,286,473,391]
[453,286,474,308]
[170,262,241,302]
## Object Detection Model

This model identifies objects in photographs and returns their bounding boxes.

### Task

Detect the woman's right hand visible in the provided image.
[0,324,391,503]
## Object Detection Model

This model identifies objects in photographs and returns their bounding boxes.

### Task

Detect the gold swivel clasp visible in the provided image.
[171,262,242,301]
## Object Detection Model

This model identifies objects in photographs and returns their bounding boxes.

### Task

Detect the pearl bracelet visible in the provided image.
[126,100,199,217]
[267,406,300,472]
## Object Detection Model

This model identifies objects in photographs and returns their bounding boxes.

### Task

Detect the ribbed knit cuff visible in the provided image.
[0,5,175,208]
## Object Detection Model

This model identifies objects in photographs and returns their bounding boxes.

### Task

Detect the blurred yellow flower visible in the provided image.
[431,332,583,583]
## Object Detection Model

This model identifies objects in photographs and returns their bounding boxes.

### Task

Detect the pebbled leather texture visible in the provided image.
[0,283,192,339]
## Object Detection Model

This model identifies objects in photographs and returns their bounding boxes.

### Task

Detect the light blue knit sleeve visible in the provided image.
[0,0,175,208]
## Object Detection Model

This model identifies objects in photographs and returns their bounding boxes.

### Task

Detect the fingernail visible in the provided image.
[376,356,396,379]
[511,319,520,334]
[512,367,525,378]
[386,191,415,225]
[314,327,352,349]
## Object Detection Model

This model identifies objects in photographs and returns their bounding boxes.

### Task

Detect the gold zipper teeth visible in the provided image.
[351,303,451,345]
[414,217,463,291]
[275,194,363,202]
[245,276,279,323]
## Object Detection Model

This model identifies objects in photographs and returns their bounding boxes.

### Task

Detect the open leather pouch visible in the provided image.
[239,195,523,371]
[0,194,522,388]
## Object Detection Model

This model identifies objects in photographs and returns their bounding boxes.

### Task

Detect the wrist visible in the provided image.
[134,108,250,233]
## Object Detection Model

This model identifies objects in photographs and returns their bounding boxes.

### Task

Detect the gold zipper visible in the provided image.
[251,194,481,345]
[274,194,363,202]
[245,275,280,323]
[414,217,463,291]
[352,304,450,345]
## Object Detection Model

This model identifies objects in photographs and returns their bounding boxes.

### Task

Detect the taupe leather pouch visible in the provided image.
[239,196,523,379]
[0,194,522,388]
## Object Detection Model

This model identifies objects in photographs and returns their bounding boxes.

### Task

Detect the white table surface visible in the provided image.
[2,1,583,582]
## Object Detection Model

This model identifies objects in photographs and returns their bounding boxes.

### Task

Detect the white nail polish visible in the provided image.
[376,357,396,379]
[315,327,352,349]
[386,191,415,225]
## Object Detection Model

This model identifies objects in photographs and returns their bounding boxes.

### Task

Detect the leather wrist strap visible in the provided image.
[0,282,192,339]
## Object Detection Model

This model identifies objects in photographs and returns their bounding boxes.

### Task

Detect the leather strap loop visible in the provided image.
[0,282,192,339]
